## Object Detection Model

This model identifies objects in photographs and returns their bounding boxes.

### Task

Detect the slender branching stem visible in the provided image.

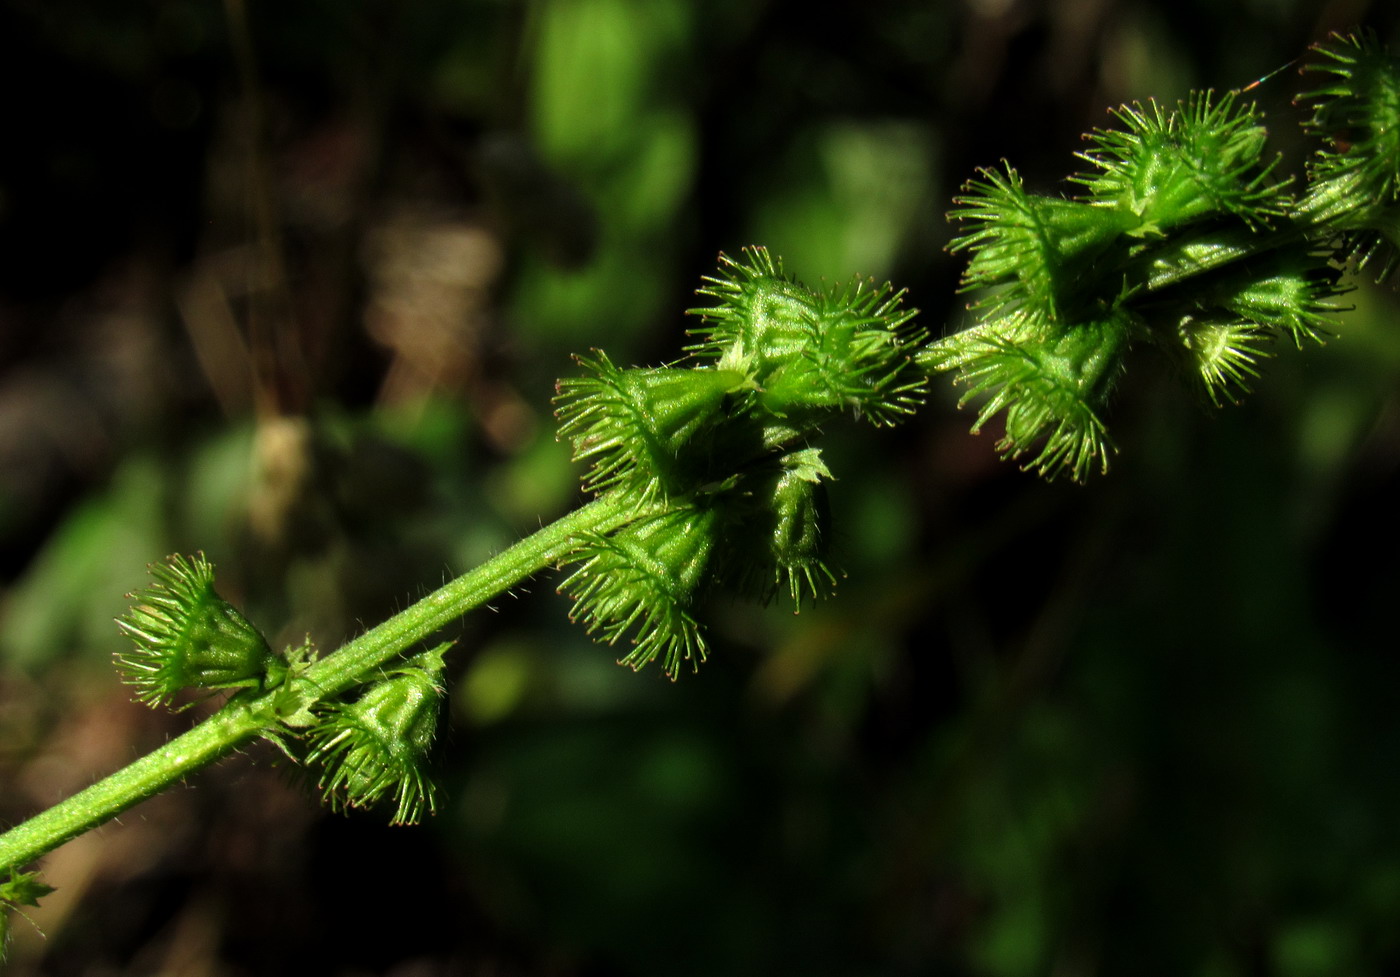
[0,494,638,873]
[6,28,1399,919]
[297,495,636,700]
[0,702,267,873]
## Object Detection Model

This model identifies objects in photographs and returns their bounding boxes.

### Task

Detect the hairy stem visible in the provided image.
[0,703,267,874]
[0,493,638,873]
[298,495,634,699]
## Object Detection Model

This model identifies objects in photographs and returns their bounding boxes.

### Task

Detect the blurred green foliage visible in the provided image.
[2,0,1400,975]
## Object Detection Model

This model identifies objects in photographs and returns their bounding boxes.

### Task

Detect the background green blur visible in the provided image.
[3,1,1400,974]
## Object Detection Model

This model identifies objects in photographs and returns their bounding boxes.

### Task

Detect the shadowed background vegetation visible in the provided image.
[3,0,1400,974]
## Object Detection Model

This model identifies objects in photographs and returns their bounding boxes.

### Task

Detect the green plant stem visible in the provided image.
[0,702,268,874]
[298,495,634,699]
[0,494,638,873]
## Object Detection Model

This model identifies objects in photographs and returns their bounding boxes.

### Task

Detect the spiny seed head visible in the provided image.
[933,312,1131,482]
[717,448,838,608]
[1300,30,1400,209]
[687,246,814,370]
[554,350,751,500]
[685,247,926,425]
[559,504,719,679]
[950,165,1137,322]
[1291,31,1400,280]
[1176,317,1270,406]
[1190,251,1346,348]
[754,278,927,426]
[116,553,281,708]
[306,645,447,825]
[1073,91,1289,234]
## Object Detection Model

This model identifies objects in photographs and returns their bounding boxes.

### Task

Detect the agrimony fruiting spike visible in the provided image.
[559,504,719,678]
[116,553,283,707]
[306,644,447,825]
[554,350,750,499]
[1073,91,1289,234]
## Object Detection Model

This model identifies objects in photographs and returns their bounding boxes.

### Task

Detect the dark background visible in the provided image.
[3,0,1400,974]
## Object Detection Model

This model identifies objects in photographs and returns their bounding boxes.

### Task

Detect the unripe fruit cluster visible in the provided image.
[556,247,926,677]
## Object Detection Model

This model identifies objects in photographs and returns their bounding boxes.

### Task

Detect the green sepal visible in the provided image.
[115,554,283,708]
[266,638,322,731]
[305,644,447,825]
[1133,225,1262,293]
[919,311,1045,374]
[1073,91,1288,235]
[1,867,54,961]
[0,868,53,912]
[254,640,323,762]
[717,448,838,607]
[555,350,750,499]
[559,503,719,678]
